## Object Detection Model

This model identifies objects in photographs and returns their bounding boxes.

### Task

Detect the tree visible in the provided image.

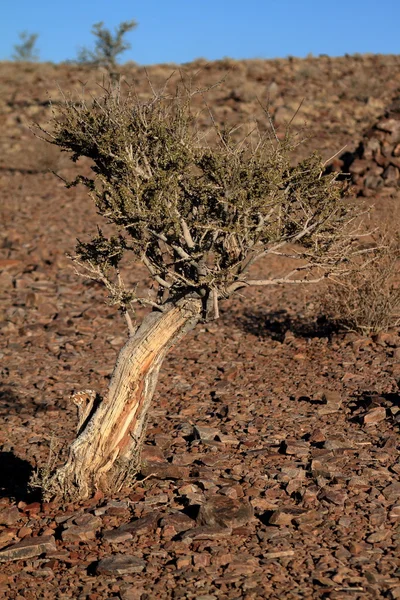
[12,31,39,62]
[37,80,359,500]
[77,20,137,74]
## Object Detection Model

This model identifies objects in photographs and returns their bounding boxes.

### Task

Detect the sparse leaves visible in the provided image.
[12,31,39,62]
[40,78,359,322]
[321,235,400,335]
[76,20,137,72]
[76,230,126,269]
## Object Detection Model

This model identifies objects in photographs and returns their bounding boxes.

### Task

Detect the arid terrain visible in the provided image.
[0,55,400,599]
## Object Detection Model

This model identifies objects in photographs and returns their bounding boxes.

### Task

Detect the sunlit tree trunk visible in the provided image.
[45,298,202,500]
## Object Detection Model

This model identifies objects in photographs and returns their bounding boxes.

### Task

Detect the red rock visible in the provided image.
[180,526,233,542]
[0,535,56,562]
[141,445,166,463]
[17,526,32,538]
[309,428,326,443]
[93,490,105,502]
[364,406,386,425]
[61,524,97,543]
[219,486,238,499]
[0,259,21,270]
[382,483,400,502]
[142,493,169,506]
[176,556,191,569]
[159,512,195,533]
[348,542,366,555]
[193,553,210,567]
[389,505,400,520]
[23,502,41,515]
[282,440,310,457]
[194,425,220,441]
[197,496,254,528]
[319,487,347,505]
[103,529,133,543]
[140,462,190,480]
[171,453,195,466]
[268,507,319,526]
[321,390,343,412]
[120,513,160,536]
[0,507,21,526]
[263,550,295,559]
[119,587,146,600]
[225,556,259,575]
[0,530,18,547]
[61,513,102,542]
[366,530,389,543]
[96,554,146,575]
[217,433,239,446]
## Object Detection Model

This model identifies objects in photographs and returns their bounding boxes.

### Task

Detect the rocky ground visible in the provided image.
[0,56,399,599]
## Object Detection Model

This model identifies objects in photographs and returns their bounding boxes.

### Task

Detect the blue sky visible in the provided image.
[1,0,399,64]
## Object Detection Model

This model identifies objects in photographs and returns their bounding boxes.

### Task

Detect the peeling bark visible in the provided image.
[45,297,202,500]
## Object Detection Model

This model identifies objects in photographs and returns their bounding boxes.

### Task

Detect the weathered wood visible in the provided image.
[45,298,202,500]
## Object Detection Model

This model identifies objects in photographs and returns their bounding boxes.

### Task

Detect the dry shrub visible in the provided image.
[29,435,66,493]
[321,235,400,335]
[36,77,356,321]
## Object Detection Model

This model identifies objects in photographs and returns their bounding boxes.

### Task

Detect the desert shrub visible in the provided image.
[12,31,39,62]
[39,80,358,318]
[35,77,365,500]
[76,20,137,75]
[321,235,400,335]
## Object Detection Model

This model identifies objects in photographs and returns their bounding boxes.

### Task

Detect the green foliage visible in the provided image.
[76,229,126,269]
[76,20,137,71]
[40,80,357,318]
[12,31,39,62]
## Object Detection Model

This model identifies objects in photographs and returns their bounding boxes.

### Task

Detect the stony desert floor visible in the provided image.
[0,56,399,599]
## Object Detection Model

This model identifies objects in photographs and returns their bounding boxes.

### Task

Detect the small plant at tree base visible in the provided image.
[321,235,400,336]
[36,79,361,501]
[77,20,137,76]
[12,32,39,62]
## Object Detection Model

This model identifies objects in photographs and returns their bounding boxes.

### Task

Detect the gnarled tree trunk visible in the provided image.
[45,297,202,500]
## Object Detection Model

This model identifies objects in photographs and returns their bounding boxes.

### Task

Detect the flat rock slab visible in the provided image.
[96,554,146,575]
[0,535,56,562]
[181,526,233,542]
[61,524,98,542]
[268,507,321,526]
[159,511,196,533]
[120,512,161,536]
[0,506,21,526]
[197,496,254,528]
[140,462,191,480]
[363,406,386,425]
[194,425,221,441]
[383,482,400,502]
[102,513,161,542]
[62,513,103,542]
[102,529,133,544]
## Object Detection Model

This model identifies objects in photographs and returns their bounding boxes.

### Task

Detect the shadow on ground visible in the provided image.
[233,309,338,342]
[0,386,41,501]
[348,391,400,426]
[0,385,28,417]
[0,452,39,502]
